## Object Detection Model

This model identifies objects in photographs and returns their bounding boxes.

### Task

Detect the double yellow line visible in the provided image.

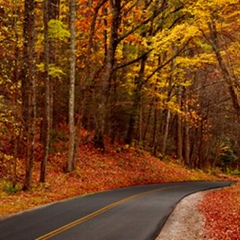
[36,187,169,240]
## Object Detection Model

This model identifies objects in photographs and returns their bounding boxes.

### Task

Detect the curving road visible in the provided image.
[0,181,232,240]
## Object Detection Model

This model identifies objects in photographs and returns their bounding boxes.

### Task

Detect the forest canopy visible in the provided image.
[0,0,240,188]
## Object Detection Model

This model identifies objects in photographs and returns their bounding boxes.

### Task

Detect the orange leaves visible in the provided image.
[0,139,219,217]
[198,182,240,240]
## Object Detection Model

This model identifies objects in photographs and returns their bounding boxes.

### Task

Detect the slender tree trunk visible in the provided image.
[94,0,121,150]
[152,108,158,156]
[74,1,106,162]
[12,0,20,186]
[184,91,190,167]
[67,0,76,172]
[22,0,36,190]
[162,109,171,156]
[177,85,183,162]
[40,0,50,182]
[208,18,240,121]
[143,102,153,142]
[49,0,59,129]
[198,122,204,169]
[126,55,147,144]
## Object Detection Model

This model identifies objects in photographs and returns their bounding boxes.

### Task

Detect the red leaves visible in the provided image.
[198,182,240,240]
[0,140,225,218]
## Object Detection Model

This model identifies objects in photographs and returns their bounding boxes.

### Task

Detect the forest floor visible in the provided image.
[0,140,239,239]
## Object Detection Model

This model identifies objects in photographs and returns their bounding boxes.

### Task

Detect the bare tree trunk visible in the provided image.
[126,55,147,144]
[22,0,36,190]
[12,0,21,186]
[94,0,121,150]
[40,0,50,182]
[67,0,76,172]
[152,108,158,156]
[184,91,190,167]
[177,85,183,162]
[162,109,171,156]
[208,17,240,121]
[49,0,59,130]
[143,102,153,142]
[74,1,107,162]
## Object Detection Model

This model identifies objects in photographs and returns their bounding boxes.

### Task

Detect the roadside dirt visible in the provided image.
[156,191,207,240]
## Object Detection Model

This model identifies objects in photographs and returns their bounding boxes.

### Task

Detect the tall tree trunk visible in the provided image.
[22,0,36,190]
[126,55,147,144]
[74,1,107,162]
[208,17,240,121]
[162,109,171,156]
[67,0,76,172]
[94,0,121,150]
[184,91,190,167]
[40,0,50,182]
[177,85,183,162]
[143,102,153,142]
[12,0,21,186]
[152,108,158,156]
[49,0,59,130]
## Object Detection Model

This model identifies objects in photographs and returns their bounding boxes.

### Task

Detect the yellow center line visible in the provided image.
[36,186,171,240]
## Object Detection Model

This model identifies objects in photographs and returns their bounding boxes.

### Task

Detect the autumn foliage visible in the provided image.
[1,131,239,239]
[198,182,240,240]
[1,0,240,238]
[0,136,216,216]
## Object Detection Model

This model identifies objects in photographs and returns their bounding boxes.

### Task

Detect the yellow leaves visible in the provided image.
[59,0,70,21]
[194,38,212,51]
[175,52,216,69]
[120,79,136,96]
[144,85,182,114]
[216,142,231,157]
[36,63,66,79]
[48,20,70,42]
[186,0,240,31]
[151,23,199,55]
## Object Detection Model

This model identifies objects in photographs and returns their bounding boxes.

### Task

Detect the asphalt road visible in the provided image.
[0,181,232,240]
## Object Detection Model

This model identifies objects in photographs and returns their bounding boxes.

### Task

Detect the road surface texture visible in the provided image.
[0,181,232,240]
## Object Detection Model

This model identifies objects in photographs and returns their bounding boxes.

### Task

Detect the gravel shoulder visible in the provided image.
[156,191,207,240]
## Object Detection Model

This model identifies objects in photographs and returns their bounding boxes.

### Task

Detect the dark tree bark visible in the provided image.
[94,0,121,150]
[177,86,183,161]
[207,17,240,121]
[40,0,50,182]
[22,0,36,190]
[126,55,147,144]
[183,90,190,167]
[48,0,59,129]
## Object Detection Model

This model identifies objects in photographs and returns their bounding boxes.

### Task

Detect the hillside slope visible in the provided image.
[0,143,238,240]
[0,143,218,216]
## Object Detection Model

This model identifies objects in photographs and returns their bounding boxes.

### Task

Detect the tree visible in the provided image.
[67,0,76,172]
[2,0,240,185]
[22,0,36,190]
[40,0,50,182]
[93,0,121,150]
[184,0,240,168]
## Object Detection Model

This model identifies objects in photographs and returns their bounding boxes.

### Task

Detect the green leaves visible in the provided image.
[48,19,70,42]
[37,63,66,79]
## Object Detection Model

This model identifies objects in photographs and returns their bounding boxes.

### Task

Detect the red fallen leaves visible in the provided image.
[0,140,227,219]
[198,182,240,240]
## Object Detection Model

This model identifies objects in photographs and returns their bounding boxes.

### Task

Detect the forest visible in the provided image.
[0,0,240,190]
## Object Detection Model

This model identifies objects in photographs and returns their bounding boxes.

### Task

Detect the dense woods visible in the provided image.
[1,0,240,188]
